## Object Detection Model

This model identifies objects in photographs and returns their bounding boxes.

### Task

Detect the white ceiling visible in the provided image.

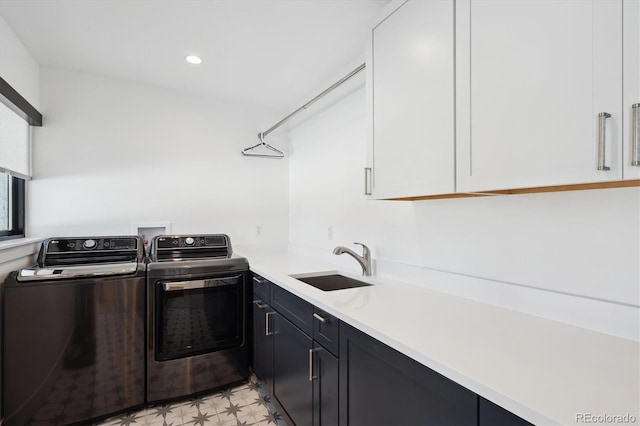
[0,0,388,113]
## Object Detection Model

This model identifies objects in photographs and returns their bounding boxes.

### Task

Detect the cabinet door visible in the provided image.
[339,324,476,425]
[273,313,313,426]
[624,0,640,179]
[367,0,455,199]
[456,0,623,191]
[252,300,274,394]
[313,345,339,426]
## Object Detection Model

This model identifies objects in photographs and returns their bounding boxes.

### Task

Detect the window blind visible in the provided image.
[0,101,30,178]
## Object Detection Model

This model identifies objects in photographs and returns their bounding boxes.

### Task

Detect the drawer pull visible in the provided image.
[597,112,612,171]
[632,104,640,166]
[313,313,328,323]
[309,348,320,381]
[253,276,265,284]
[253,300,268,309]
[364,167,372,195]
[265,312,274,336]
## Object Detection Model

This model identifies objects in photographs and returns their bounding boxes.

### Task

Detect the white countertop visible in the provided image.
[238,247,639,426]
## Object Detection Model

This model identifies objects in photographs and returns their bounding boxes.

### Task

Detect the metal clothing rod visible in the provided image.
[258,63,366,140]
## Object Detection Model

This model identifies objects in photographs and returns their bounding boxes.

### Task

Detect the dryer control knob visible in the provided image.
[184,237,195,246]
[83,239,97,249]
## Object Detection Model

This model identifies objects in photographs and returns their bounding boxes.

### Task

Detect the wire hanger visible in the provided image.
[241,133,285,159]
[241,63,366,159]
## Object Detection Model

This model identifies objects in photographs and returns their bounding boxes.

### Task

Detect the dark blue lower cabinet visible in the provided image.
[252,299,274,395]
[479,397,533,426]
[270,312,340,426]
[313,344,339,426]
[339,323,477,426]
[255,282,530,426]
[273,313,314,425]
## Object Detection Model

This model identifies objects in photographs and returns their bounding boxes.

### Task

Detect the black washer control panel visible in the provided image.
[152,235,231,261]
[155,235,228,249]
[37,236,144,267]
[46,237,139,252]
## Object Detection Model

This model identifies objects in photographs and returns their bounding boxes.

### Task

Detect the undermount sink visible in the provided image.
[290,273,373,291]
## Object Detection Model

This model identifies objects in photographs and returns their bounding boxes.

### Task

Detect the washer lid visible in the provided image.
[17,262,138,282]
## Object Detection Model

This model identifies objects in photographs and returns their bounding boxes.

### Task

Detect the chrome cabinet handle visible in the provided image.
[632,104,640,166]
[265,312,274,336]
[253,300,268,309]
[308,348,320,381]
[253,276,265,284]
[313,313,328,323]
[597,112,612,171]
[364,167,372,195]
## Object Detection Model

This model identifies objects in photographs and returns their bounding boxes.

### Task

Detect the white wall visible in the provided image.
[288,76,640,341]
[0,15,39,108]
[30,68,289,245]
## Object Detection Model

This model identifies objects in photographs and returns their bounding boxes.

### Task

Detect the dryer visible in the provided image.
[146,234,250,403]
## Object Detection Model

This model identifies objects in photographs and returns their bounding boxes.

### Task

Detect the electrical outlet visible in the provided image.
[256,225,263,237]
[328,225,334,240]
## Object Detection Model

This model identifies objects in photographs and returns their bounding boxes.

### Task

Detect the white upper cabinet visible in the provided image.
[367,0,454,199]
[456,0,624,192]
[624,0,640,180]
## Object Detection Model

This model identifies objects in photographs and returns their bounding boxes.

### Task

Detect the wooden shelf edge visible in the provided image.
[384,180,640,201]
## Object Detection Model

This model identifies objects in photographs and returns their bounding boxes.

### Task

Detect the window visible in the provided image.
[0,100,30,240]
[0,173,8,230]
[0,173,25,238]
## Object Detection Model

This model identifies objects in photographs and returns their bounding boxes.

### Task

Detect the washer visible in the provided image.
[146,234,250,403]
[2,236,146,426]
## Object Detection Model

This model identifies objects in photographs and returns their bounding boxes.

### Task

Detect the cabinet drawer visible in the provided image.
[253,274,271,303]
[313,307,339,356]
[271,285,313,335]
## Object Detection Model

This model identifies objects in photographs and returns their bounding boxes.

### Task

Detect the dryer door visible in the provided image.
[154,273,244,361]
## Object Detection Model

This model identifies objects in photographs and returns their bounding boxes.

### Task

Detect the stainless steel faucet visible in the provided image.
[333,243,372,276]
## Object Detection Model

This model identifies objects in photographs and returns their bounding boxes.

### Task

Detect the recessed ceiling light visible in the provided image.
[185,55,202,65]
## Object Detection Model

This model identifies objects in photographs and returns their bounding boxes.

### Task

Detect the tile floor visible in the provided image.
[99,377,288,426]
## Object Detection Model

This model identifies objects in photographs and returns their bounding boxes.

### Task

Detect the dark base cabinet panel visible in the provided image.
[339,324,477,426]
[273,313,314,426]
[479,397,533,426]
[252,299,274,394]
[251,276,341,426]
[314,345,339,426]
